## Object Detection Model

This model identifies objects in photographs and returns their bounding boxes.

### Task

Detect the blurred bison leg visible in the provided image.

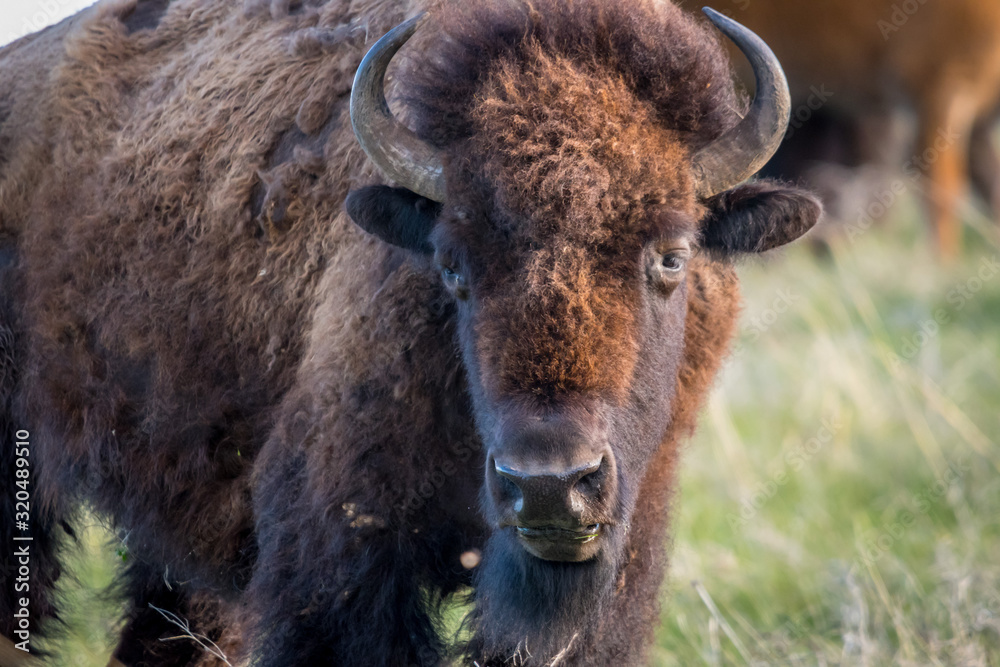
[968,114,1000,221]
[916,91,978,259]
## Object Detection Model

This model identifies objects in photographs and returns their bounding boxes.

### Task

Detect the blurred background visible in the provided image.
[3,0,1000,665]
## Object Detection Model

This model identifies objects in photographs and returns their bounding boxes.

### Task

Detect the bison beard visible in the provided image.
[469,527,626,660]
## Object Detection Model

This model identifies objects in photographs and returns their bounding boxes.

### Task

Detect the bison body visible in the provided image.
[0,0,819,664]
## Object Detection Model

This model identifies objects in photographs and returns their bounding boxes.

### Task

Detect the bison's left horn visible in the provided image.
[691,8,791,198]
[351,14,447,203]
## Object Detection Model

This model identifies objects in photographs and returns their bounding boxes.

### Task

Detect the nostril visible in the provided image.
[492,460,525,504]
[575,458,602,479]
[494,462,522,488]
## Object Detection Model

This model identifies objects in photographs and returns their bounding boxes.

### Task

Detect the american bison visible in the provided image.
[676,0,1000,257]
[0,0,820,664]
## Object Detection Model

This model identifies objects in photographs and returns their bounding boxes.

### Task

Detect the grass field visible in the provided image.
[42,200,1000,666]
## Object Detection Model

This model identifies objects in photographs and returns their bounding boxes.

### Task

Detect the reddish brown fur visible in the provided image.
[0,0,814,665]
[404,0,738,404]
[465,62,685,400]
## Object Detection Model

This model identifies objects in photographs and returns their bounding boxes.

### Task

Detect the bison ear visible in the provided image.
[699,180,822,254]
[345,185,442,253]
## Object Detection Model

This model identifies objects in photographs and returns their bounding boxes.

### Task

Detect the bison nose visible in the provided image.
[491,455,611,527]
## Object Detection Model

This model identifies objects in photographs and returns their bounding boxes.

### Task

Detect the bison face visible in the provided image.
[430,206,695,565]
[350,178,817,561]
[345,6,820,653]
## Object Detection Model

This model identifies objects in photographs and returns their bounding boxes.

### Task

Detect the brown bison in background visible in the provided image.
[0,0,820,664]
[676,0,1000,257]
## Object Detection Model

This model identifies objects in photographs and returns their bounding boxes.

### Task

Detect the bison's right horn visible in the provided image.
[350,14,447,203]
[690,8,791,198]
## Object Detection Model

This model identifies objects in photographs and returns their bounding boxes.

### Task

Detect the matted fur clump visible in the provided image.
[0,0,820,665]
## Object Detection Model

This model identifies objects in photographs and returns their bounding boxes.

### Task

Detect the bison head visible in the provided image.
[346,2,820,656]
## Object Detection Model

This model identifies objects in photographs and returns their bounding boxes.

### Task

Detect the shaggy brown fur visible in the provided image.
[0,0,819,665]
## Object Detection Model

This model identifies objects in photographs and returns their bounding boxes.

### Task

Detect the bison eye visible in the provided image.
[440,265,468,299]
[645,243,691,294]
[661,252,686,273]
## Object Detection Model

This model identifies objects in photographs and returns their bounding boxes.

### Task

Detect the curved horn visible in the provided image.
[692,8,791,198]
[350,14,447,202]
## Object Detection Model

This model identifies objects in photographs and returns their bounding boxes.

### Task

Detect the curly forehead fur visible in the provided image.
[408,0,741,151]
[407,0,743,239]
